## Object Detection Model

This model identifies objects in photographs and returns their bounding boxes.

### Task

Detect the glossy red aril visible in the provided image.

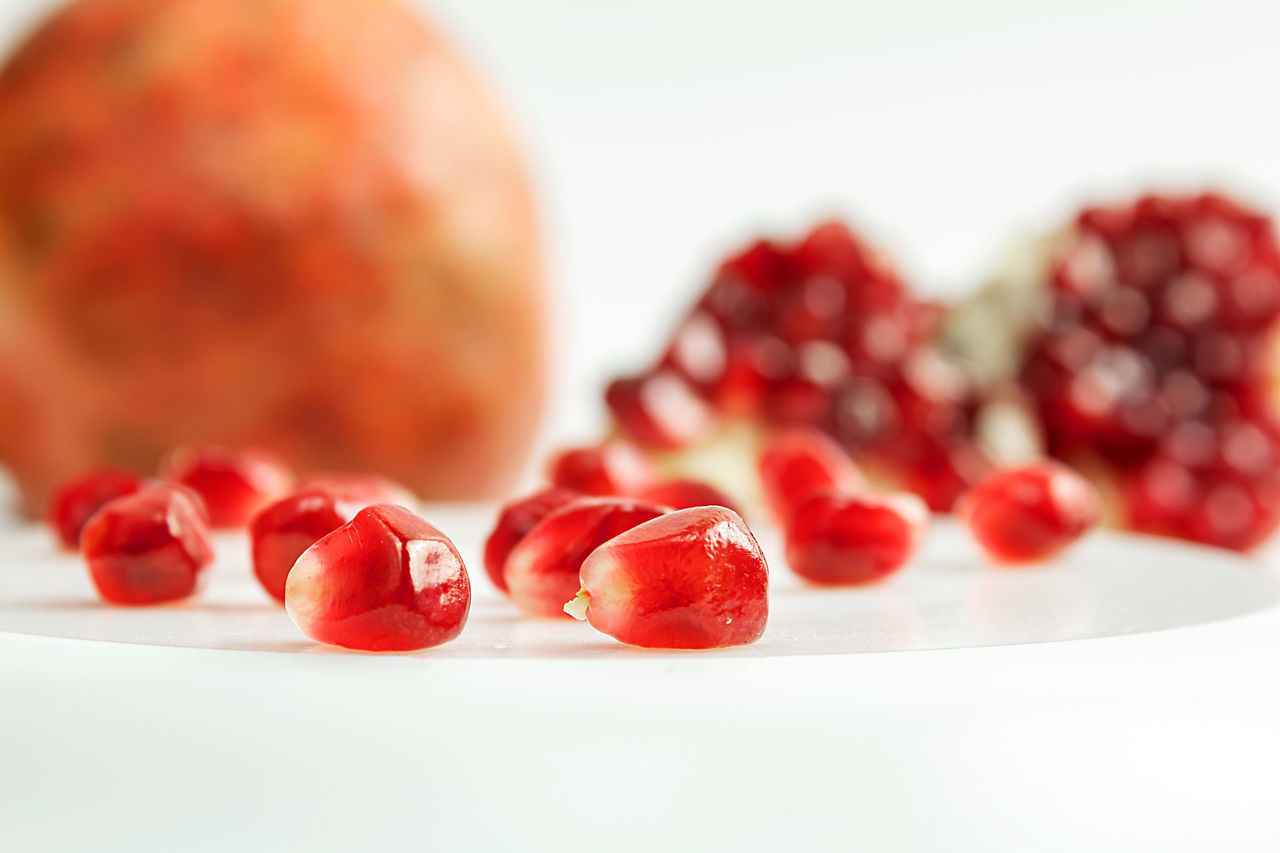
[605,371,715,450]
[504,497,667,618]
[284,504,470,652]
[959,462,1100,563]
[757,427,863,522]
[250,490,367,604]
[296,473,417,506]
[81,485,214,605]
[785,491,927,585]
[159,446,294,528]
[638,479,739,514]
[565,506,769,649]
[47,467,145,549]
[547,440,657,497]
[481,487,581,593]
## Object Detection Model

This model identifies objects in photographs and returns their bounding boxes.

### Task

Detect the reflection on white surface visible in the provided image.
[1,507,1275,657]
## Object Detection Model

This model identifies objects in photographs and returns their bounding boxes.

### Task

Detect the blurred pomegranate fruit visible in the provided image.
[0,0,543,513]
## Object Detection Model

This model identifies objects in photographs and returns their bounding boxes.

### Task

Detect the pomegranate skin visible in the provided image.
[0,0,543,513]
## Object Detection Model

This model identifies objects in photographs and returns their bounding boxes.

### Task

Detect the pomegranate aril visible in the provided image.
[481,487,580,594]
[605,371,714,450]
[546,440,657,497]
[784,491,927,586]
[757,427,863,523]
[284,504,470,652]
[958,461,1100,563]
[505,497,667,619]
[47,467,145,550]
[250,489,365,605]
[295,473,417,506]
[81,485,214,606]
[637,479,738,514]
[159,446,294,528]
[566,506,768,650]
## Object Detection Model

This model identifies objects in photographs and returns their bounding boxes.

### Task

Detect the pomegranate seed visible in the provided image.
[605,371,715,450]
[295,473,417,505]
[47,467,145,550]
[504,497,666,618]
[784,491,927,585]
[284,504,470,652]
[250,489,367,605]
[481,487,580,593]
[81,485,215,606]
[637,479,738,514]
[958,462,1100,563]
[758,427,863,522]
[546,440,657,497]
[565,506,769,649]
[159,446,294,528]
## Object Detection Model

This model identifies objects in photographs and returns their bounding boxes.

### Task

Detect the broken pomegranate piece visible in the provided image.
[784,491,927,586]
[638,479,739,514]
[504,497,666,618]
[81,485,215,605]
[250,489,368,604]
[284,504,470,652]
[958,461,1100,563]
[47,467,145,550]
[159,446,294,529]
[481,487,581,593]
[565,506,769,649]
[757,426,863,522]
[546,440,657,497]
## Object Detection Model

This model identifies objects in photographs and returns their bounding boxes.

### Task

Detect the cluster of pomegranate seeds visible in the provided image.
[1016,193,1280,549]
[47,467,145,549]
[785,491,928,586]
[481,487,581,593]
[608,221,990,510]
[757,426,864,523]
[958,462,1099,563]
[566,506,769,649]
[81,485,215,605]
[159,446,294,528]
[285,504,471,652]
[504,497,667,618]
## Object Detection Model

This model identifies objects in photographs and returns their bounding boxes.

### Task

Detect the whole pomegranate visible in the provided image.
[0,0,543,512]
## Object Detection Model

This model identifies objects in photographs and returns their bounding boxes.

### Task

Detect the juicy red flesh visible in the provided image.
[1020,193,1280,549]
[638,479,739,514]
[546,441,657,497]
[572,506,769,649]
[757,426,863,522]
[47,467,145,550]
[504,497,667,618]
[607,221,988,510]
[785,491,927,586]
[605,371,714,450]
[81,485,215,605]
[250,489,365,604]
[959,462,1100,563]
[159,446,294,529]
[481,487,580,593]
[284,504,470,652]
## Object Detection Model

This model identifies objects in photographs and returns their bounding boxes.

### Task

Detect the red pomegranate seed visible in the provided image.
[159,446,294,528]
[565,506,769,649]
[605,371,715,450]
[504,497,666,618]
[250,489,367,605]
[637,479,738,514]
[481,487,581,593]
[81,485,215,606]
[784,491,927,585]
[47,467,145,550]
[958,462,1100,563]
[757,427,863,522]
[546,440,657,497]
[284,504,470,652]
[295,473,417,505]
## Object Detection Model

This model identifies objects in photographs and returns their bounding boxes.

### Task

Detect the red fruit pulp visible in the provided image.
[284,504,470,652]
[757,426,863,522]
[159,446,294,528]
[81,485,215,605]
[784,491,927,586]
[638,479,739,514]
[959,462,1100,563]
[567,506,769,650]
[47,467,144,549]
[504,497,667,618]
[481,487,580,593]
[250,489,367,605]
[546,441,657,497]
